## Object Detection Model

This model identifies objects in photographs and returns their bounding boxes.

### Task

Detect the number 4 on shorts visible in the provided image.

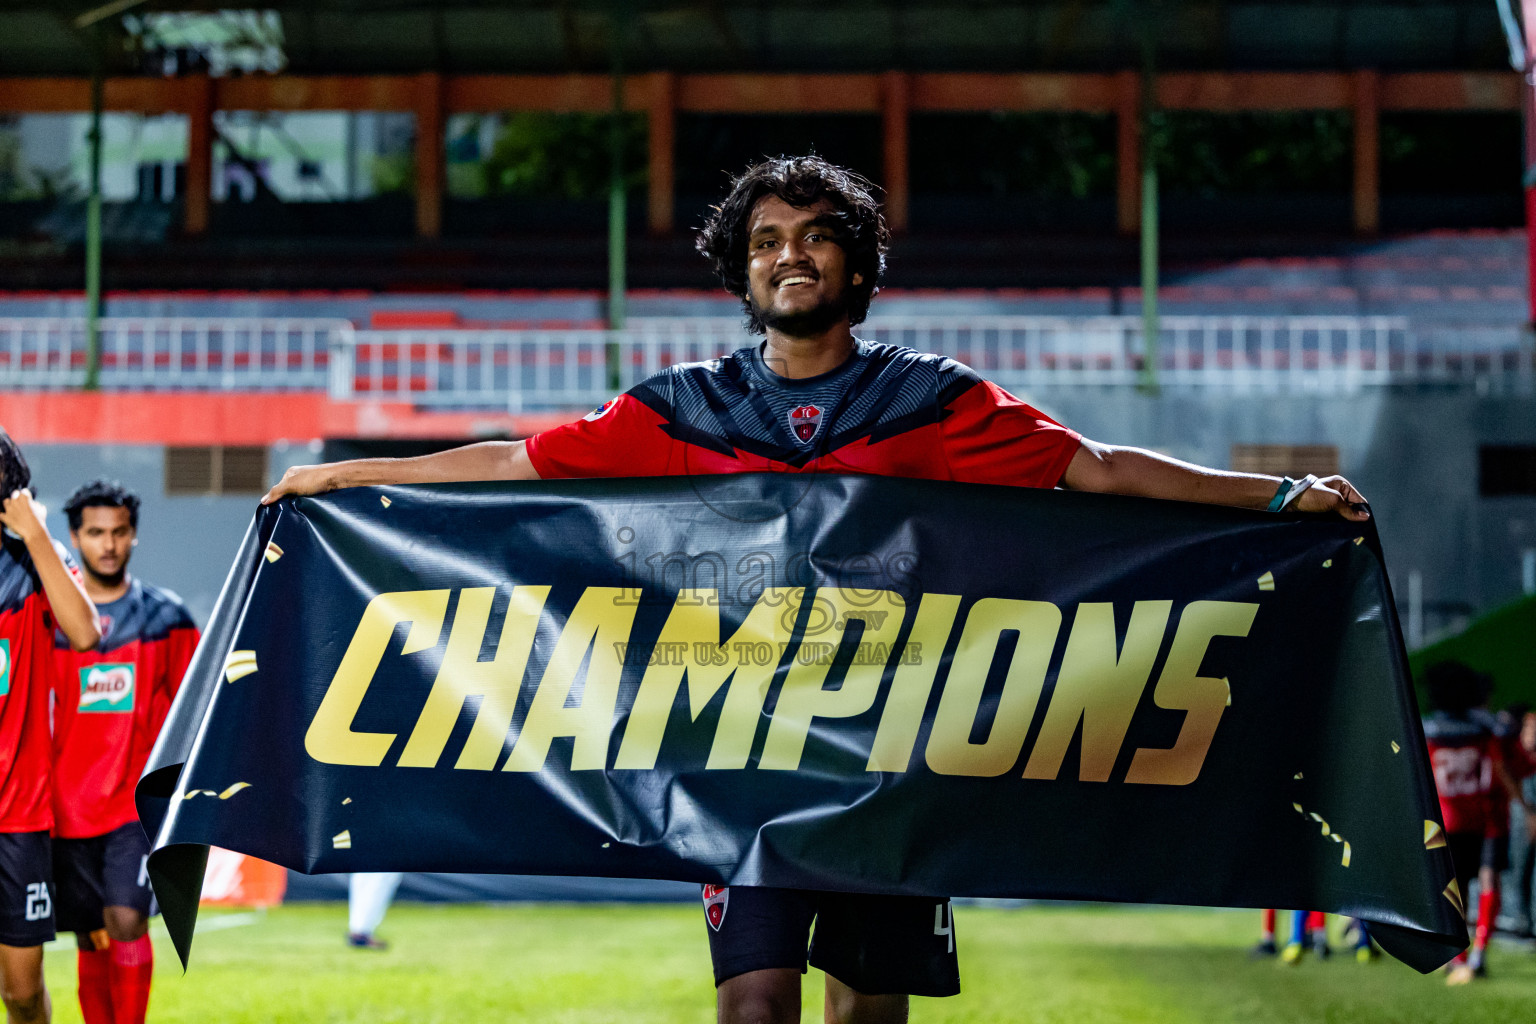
[933,903,953,953]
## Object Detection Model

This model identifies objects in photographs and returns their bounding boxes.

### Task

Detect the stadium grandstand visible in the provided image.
[3,0,1536,925]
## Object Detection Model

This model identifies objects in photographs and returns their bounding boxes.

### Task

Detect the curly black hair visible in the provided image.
[1423,660,1493,714]
[0,428,30,498]
[696,155,889,333]
[63,478,140,531]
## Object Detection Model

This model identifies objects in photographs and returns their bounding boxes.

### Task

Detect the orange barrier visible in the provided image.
[199,847,288,908]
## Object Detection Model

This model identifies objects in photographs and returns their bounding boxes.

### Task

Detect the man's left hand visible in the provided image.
[0,489,49,545]
[1292,475,1371,522]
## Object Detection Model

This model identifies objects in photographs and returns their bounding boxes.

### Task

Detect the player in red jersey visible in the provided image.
[264,156,1369,1024]
[0,430,102,1024]
[51,480,199,1024]
[1421,662,1507,985]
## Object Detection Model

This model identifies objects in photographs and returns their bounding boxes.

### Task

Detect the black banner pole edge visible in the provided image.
[139,502,281,967]
[1354,515,1470,970]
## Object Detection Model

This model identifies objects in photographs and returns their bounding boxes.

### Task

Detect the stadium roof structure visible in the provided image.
[0,0,1516,76]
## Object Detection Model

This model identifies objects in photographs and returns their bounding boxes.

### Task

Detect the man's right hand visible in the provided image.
[262,464,339,505]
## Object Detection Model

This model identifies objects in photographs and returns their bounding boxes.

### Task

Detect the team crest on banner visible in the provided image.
[80,663,135,712]
[702,884,729,930]
[788,404,823,443]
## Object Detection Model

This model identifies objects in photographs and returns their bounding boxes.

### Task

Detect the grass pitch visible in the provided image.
[42,902,1536,1023]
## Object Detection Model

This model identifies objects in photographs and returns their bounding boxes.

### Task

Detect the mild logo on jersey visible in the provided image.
[80,663,135,713]
[702,884,729,930]
[0,639,9,696]
[788,404,823,444]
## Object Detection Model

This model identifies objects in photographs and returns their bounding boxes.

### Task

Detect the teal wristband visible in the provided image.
[1266,477,1295,512]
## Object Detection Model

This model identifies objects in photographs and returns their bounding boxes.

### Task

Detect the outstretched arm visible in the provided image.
[0,490,101,651]
[262,439,541,505]
[1062,439,1371,522]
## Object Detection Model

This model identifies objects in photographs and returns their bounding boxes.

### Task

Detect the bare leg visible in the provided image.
[717,968,801,1024]
[823,974,907,1024]
[102,906,147,944]
[0,944,50,1024]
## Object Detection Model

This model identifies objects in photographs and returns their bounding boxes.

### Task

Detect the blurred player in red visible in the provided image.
[1479,699,1536,940]
[0,431,102,1024]
[1421,661,1507,985]
[51,480,199,1024]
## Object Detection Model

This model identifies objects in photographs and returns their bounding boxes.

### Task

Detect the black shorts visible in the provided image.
[702,885,960,997]
[1446,832,1511,900]
[0,831,54,947]
[52,822,155,935]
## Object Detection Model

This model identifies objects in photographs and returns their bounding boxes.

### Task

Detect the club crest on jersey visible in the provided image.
[79,663,135,713]
[98,614,113,641]
[0,639,9,696]
[584,399,617,422]
[702,884,729,930]
[788,404,824,444]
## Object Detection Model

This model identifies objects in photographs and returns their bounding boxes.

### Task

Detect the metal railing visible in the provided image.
[0,317,351,390]
[3,315,1531,405]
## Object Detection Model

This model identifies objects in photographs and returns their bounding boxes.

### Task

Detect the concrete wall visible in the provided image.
[21,385,1536,642]
[24,441,321,626]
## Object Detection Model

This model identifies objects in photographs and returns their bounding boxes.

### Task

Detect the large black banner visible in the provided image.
[139,475,1466,971]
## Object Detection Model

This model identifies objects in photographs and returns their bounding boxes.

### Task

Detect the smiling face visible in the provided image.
[744,195,865,339]
[71,505,135,587]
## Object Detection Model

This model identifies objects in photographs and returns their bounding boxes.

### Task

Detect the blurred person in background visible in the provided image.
[1423,662,1508,984]
[347,872,402,950]
[0,430,102,1024]
[263,155,1371,1024]
[51,480,199,1024]
[1495,702,1536,940]
[1280,910,1330,963]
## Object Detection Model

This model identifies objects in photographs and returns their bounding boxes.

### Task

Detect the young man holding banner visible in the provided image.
[266,156,1371,1024]
[0,432,102,1024]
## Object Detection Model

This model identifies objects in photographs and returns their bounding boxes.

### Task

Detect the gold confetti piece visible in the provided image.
[380,496,392,508]
[1294,772,1303,780]
[1443,879,1464,914]
[218,782,251,800]
[1224,678,1231,707]
[1425,820,1446,850]
[342,797,352,805]
[1292,803,1304,814]
[181,791,198,801]
[1319,822,1330,836]
[1309,812,1323,822]
[1257,571,1275,591]
[1353,537,1364,545]
[332,830,352,850]
[1331,833,1343,843]
[1391,741,1400,754]
[1342,842,1351,867]
[1322,559,1333,568]
[601,842,611,849]
[264,541,284,563]
[224,650,257,683]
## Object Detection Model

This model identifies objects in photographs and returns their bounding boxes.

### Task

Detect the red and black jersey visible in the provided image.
[1423,710,1501,837]
[52,577,199,839]
[0,534,77,834]
[527,340,1081,487]
[1475,707,1535,837]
